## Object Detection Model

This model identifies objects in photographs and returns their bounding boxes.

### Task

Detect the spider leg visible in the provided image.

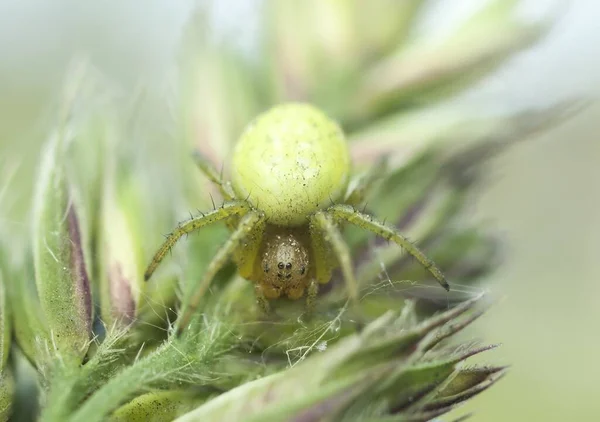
[327,204,450,291]
[176,210,265,334]
[254,284,271,314]
[344,156,388,205]
[144,201,250,281]
[192,149,236,200]
[311,212,358,304]
[234,214,265,280]
[305,279,319,315]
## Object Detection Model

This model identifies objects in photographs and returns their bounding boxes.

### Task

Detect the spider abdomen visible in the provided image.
[231,103,350,226]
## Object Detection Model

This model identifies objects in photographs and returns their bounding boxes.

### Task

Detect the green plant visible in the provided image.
[0,2,578,421]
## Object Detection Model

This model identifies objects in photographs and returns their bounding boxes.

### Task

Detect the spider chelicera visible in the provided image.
[144,103,449,333]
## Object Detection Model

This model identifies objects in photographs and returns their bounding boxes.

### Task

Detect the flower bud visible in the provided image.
[33,134,92,366]
[99,178,140,326]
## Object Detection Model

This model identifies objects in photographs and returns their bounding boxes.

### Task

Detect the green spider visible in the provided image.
[144,103,449,333]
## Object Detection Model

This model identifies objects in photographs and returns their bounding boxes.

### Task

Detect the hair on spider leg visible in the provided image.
[219,161,225,183]
[209,192,216,210]
[383,217,391,241]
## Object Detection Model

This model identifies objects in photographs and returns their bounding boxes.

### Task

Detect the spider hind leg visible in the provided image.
[175,210,265,334]
[327,204,449,291]
[310,212,359,305]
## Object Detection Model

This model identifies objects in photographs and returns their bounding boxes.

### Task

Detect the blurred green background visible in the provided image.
[1,1,598,420]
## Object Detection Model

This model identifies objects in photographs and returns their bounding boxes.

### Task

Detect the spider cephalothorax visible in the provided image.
[144,103,449,334]
[257,227,311,302]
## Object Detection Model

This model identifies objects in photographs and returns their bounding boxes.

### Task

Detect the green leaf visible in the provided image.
[352,0,546,121]
[0,271,9,370]
[174,295,489,422]
[40,325,140,422]
[32,132,92,366]
[0,367,14,422]
[65,313,240,422]
[263,0,427,112]
[438,366,506,397]
[427,366,506,410]
[110,391,209,422]
[348,101,580,168]
[3,263,48,366]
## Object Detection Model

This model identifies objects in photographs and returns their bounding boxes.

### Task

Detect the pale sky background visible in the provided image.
[0,0,599,106]
[0,1,598,421]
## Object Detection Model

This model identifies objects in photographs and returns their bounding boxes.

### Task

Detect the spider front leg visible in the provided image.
[305,279,319,315]
[311,212,359,305]
[192,150,236,201]
[254,284,271,314]
[144,201,251,281]
[176,210,265,334]
[327,204,450,291]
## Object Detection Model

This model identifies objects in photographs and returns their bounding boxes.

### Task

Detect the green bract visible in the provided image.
[0,270,14,421]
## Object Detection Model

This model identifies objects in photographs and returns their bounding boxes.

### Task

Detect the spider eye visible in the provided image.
[278,262,284,269]
[286,263,292,270]
[300,266,306,275]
